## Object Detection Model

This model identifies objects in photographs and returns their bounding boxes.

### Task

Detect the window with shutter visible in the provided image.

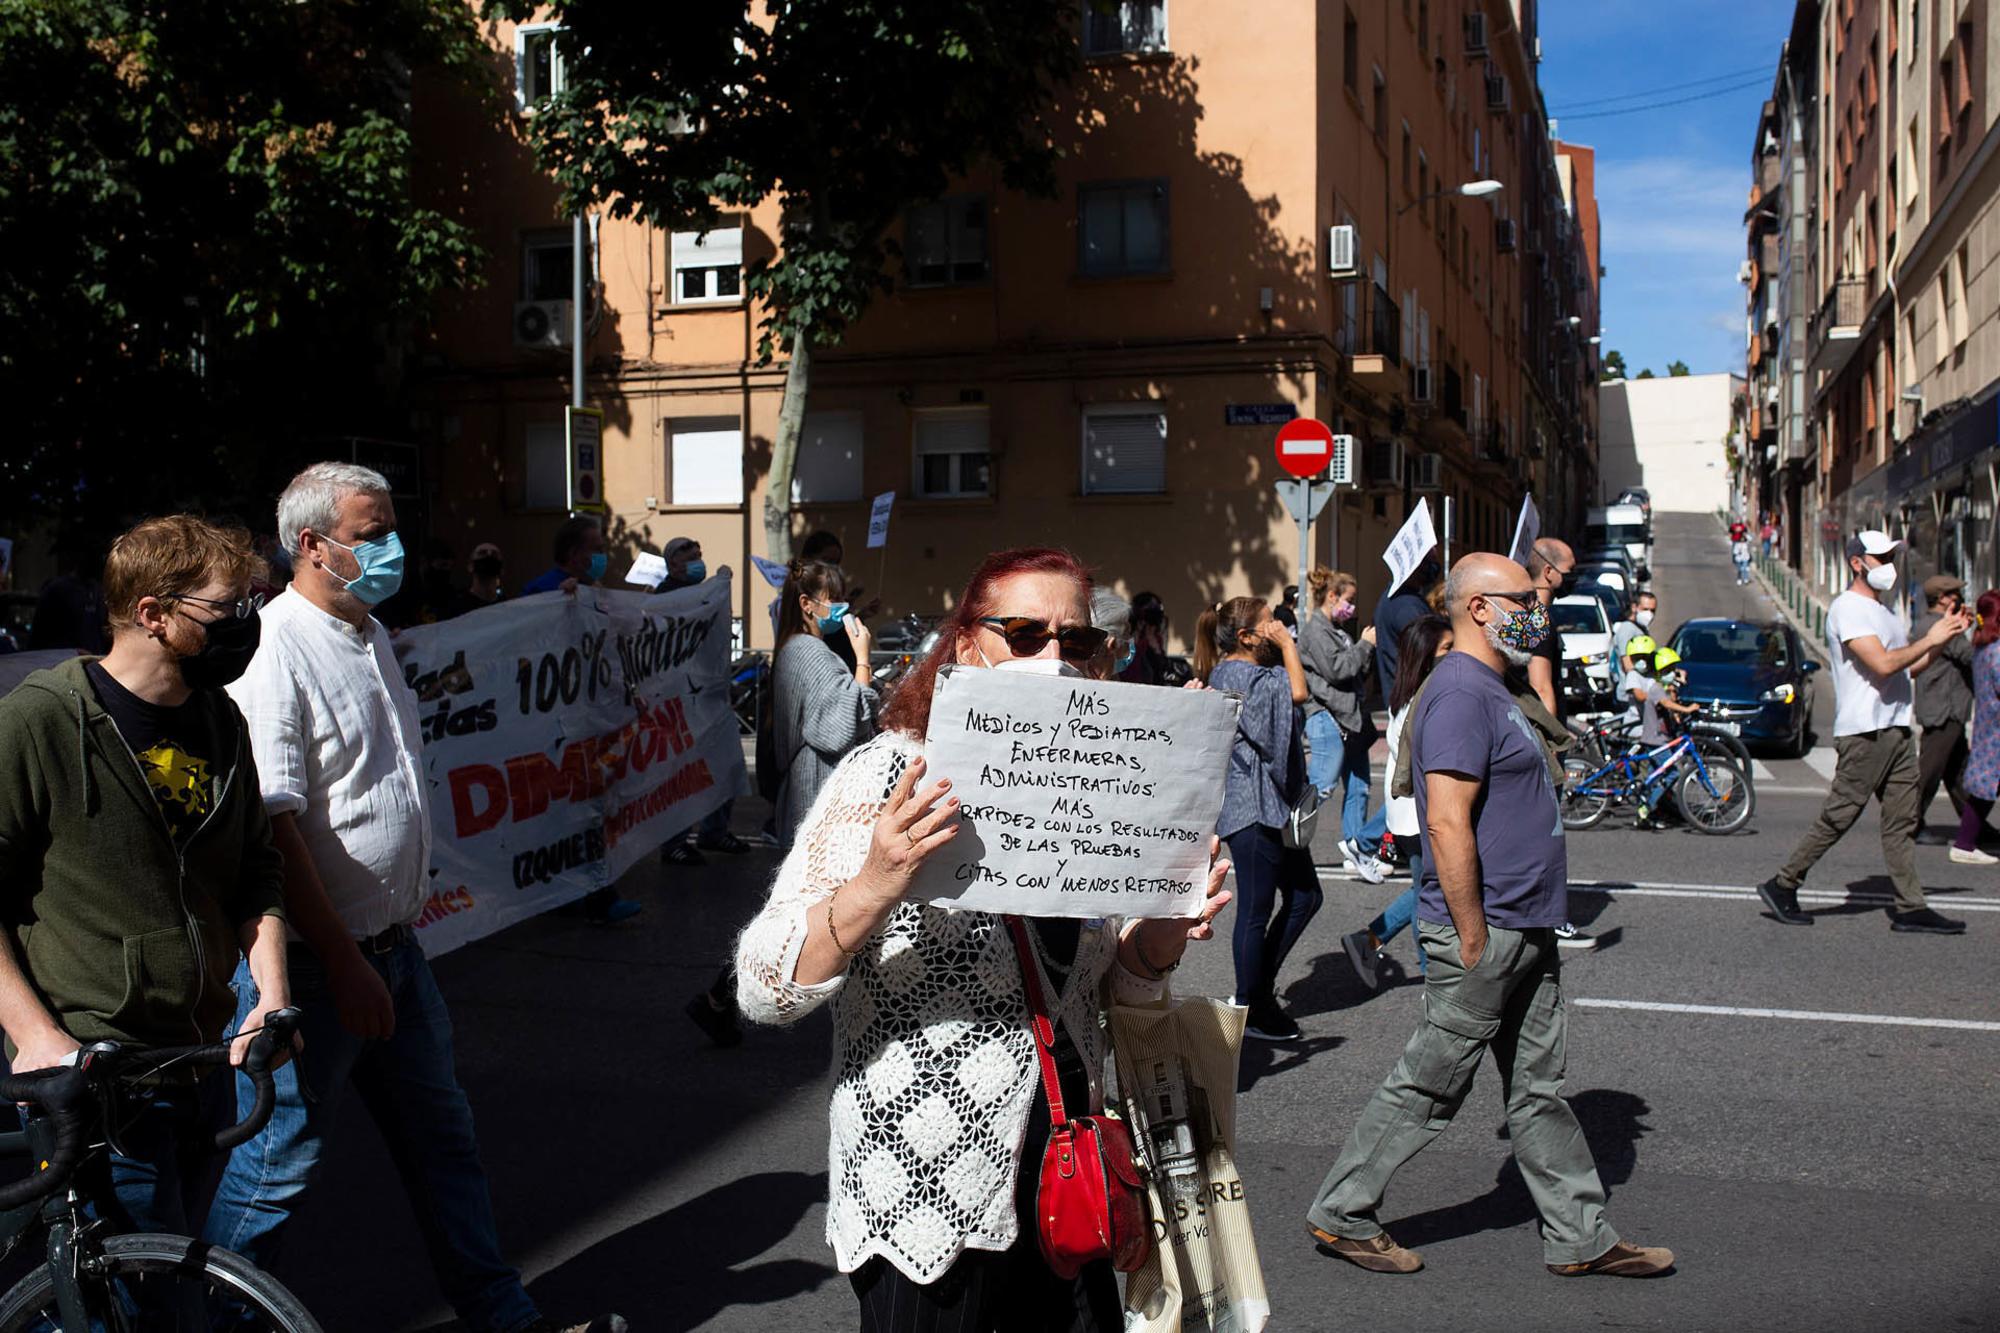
[670,229,744,305]
[793,412,864,503]
[1078,181,1169,276]
[905,197,989,286]
[670,417,744,505]
[1081,407,1167,495]
[913,408,991,497]
[515,25,566,111]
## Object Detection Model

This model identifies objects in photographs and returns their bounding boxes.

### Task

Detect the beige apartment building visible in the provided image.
[1746,0,1998,601]
[414,1,1601,648]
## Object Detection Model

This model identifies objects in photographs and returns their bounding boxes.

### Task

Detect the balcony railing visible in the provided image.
[1808,277,1866,377]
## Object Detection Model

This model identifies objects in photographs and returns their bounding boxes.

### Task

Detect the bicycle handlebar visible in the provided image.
[0,1006,303,1210]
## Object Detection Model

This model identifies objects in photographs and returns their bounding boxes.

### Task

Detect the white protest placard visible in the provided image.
[866,491,895,549]
[912,667,1239,919]
[391,578,746,955]
[623,552,669,588]
[1382,498,1438,593]
[750,554,789,589]
[1508,494,1541,567]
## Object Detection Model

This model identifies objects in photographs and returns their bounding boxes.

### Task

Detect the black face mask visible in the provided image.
[471,556,503,581]
[1556,573,1578,596]
[178,611,262,690]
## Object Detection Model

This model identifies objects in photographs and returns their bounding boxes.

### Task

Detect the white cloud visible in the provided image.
[1595,156,1747,258]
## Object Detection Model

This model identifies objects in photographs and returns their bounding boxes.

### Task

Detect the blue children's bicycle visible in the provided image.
[1559,727,1755,835]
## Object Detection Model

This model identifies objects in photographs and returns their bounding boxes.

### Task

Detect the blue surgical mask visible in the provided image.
[817,601,850,634]
[683,559,707,584]
[586,552,609,583]
[322,532,405,607]
[1115,641,1138,673]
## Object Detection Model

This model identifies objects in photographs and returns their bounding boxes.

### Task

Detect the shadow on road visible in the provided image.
[518,1171,836,1332]
[1384,1089,1656,1251]
[1238,1035,1347,1093]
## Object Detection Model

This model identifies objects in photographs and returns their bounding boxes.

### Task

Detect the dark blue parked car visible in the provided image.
[1668,618,1820,757]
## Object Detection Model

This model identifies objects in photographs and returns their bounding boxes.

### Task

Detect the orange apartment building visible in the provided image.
[411,1,1601,649]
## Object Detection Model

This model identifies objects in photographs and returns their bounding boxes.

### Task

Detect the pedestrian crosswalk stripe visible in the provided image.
[1569,880,2000,912]
[1801,746,1839,781]
[1573,998,2000,1033]
[1750,758,1776,782]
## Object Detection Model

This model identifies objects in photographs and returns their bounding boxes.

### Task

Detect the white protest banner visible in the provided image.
[911,667,1239,919]
[391,577,747,956]
[1382,498,1438,593]
[623,552,668,587]
[0,650,82,697]
[866,491,895,549]
[1508,494,1541,567]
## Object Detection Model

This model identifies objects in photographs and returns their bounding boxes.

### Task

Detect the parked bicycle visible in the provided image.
[1560,724,1755,835]
[0,1008,317,1332]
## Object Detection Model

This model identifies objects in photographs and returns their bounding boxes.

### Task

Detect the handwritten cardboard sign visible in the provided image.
[1383,498,1437,593]
[912,667,1240,918]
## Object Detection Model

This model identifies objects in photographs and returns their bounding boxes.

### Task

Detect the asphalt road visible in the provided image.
[288,511,2000,1333]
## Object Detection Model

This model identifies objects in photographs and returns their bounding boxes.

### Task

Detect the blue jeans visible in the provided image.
[1226,825,1323,1004]
[205,941,538,1333]
[1305,711,1343,795]
[1337,731,1388,848]
[87,1071,233,1235]
[1367,847,1427,974]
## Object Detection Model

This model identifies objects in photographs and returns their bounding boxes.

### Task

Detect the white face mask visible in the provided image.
[1865,562,1898,592]
[975,644,1084,678]
[1634,609,1654,628]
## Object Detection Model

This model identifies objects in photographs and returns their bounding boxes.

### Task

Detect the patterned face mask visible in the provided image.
[1490,600,1551,652]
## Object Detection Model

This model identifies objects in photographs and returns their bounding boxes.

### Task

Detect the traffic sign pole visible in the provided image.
[1272,420,1352,625]
[1296,479,1313,622]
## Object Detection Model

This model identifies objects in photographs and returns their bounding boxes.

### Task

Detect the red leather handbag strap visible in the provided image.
[1003,915,1070,1132]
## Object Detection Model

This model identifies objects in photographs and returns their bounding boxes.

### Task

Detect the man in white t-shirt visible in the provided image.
[1758,530,1971,934]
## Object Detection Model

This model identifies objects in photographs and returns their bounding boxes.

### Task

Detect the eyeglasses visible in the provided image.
[977,616,1110,663]
[1479,590,1542,609]
[162,591,265,621]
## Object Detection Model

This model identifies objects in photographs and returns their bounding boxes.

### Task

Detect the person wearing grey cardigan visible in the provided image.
[774,630,881,845]
[1298,569,1386,878]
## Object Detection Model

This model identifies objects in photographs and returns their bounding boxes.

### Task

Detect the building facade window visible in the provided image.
[514,24,566,111]
[1373,68,1388,136]
[524,422,567,510]
[914,408,991,498]
[1078,180,1169,276]
[793,412,865,503]
[1082,1,1167,56]
[1950,243,1970,347]
[670,228,743,305]
[670,417,744,505]
[520,231,577,302]
[905,197,989,286]
[1343,7,1359,94]
[1081,405,1167,495]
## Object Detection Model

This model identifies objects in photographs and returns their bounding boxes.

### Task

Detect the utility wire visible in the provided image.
[1549,63,1775,113]
[1554,76,1773,122]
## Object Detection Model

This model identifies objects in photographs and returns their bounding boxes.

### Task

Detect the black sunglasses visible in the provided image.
[977,616,1110,663]
[162,591,265,621]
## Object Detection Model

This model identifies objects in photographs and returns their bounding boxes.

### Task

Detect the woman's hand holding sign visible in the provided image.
[794,757,960,986]
[1120,836,1233,981]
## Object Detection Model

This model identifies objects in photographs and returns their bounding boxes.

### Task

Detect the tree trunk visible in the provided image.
[763,327,811,563]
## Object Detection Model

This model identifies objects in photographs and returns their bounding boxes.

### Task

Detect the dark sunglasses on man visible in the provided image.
[978,616,1110,664]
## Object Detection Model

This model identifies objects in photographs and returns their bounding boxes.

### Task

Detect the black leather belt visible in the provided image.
[358,923,414,955]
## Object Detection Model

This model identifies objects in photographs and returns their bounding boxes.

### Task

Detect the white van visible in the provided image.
[1586,503,1651,569]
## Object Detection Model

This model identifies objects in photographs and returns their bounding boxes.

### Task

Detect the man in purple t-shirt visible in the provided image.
[1305,553,1675,1280]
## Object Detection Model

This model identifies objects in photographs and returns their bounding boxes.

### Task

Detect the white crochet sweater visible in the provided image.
[735,731,1164,1283]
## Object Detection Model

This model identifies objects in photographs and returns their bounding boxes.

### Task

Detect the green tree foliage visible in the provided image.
[0,1,492,553]
[1635,368,1657,380]
[1667,359,1691,377]
[1600,349,1629,382]
[494,0,1083,559]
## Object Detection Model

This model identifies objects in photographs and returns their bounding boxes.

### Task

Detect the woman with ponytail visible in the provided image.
[1201,596,1321,1041]
[772,558,879,846]
[1298,568,1389,881]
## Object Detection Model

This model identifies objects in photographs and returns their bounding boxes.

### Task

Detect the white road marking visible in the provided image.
[1801,746,1839,781]
[1572,998,2000,1033]
[1750,758,1777,782]
[1570,879,2000,912]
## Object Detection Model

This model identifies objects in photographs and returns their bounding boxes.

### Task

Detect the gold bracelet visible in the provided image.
[825,889,864,958]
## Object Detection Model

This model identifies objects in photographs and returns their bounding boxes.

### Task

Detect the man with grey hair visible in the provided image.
[209,462,622,1333]
[1307,553,1673,1280]
[1091,587,1135,676]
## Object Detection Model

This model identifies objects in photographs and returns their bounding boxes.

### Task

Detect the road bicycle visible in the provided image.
[0,1008,319,1332]
[1560,728,1755,835]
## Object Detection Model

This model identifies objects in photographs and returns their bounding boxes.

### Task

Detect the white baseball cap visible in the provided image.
[1845,530,1899,559]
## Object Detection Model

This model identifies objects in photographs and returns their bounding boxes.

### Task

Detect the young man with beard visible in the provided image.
[1305,553,1674,1280]
[0,515,292,1234]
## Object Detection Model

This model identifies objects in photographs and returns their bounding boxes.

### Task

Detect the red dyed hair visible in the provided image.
[1975,590,2000,650]
[879,547,1095,737]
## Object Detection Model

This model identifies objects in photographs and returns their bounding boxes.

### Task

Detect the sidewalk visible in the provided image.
[1733,515,1834,666]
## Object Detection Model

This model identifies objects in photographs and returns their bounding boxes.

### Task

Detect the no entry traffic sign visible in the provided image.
[1274,418,1335,478]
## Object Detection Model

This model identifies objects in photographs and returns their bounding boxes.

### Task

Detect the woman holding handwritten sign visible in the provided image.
[735,547,1232,1333]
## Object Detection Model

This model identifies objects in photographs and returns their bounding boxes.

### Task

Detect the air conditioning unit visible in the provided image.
[1329,433,1356,485]
[1368,439,1406,490]
[1410,363,1435,404]
[1327,224,1359,277]
[513,299,573,350]
[1495,218,1518,253]
[1465,12,1489,55]
[1738,259,1755,283]
[1411,454,1444,489]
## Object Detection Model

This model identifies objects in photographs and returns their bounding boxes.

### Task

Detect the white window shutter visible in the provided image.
[671,418,745,505]
[1082,408,1167,495]
[914,408,990,455]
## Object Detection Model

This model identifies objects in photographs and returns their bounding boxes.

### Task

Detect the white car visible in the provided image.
[1554,594,1614,688]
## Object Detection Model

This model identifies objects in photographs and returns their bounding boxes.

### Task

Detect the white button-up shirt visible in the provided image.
[228,588,432,938]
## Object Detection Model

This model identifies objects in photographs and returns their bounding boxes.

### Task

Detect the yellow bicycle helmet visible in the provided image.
[1626,634,1658,660]
[1653,647,1683,673]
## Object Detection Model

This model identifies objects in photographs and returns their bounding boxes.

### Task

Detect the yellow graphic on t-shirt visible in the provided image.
[135,741,213,838]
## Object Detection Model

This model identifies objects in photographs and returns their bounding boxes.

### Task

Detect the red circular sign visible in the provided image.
[1274,418,1336,478]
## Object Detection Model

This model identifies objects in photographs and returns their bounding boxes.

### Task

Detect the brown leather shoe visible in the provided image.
[1309,1226,1424,1273]
[1547,1240,1676,1277]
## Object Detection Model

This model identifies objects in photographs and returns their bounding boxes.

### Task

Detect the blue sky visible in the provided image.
[1539,0,1798,377]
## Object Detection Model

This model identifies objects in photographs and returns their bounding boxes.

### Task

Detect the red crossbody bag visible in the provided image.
[1003,915,1151,1280]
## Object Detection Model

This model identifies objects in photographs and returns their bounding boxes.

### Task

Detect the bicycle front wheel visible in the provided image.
[0,1232,322,1332]
[1560,756,1611,829]
[1674,758,1756,834]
